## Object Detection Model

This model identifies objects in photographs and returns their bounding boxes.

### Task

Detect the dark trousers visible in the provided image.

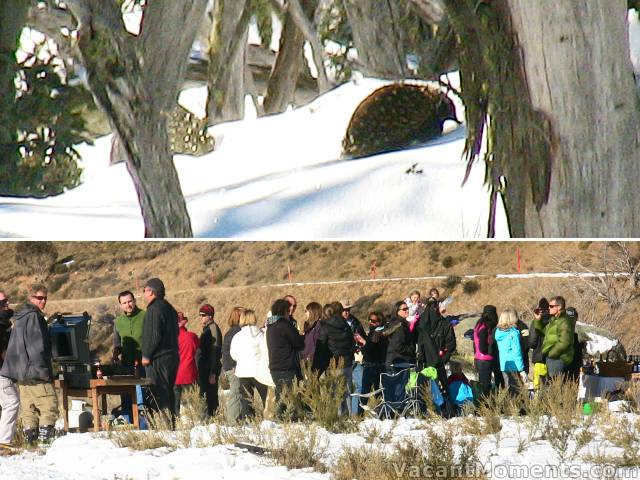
[502,371,523,396]
[173,383,196,415]
[238,377,268,419]
[475,359,504,399]
[199,380,219,417]
[271,370,296,417]
[147,354,179,421]
[546,357,567,378]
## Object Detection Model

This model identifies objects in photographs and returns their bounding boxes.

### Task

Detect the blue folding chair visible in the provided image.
[351,364,427,419]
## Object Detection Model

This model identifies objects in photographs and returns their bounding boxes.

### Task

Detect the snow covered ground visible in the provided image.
[0,75,509,240]
[2,415,640,479]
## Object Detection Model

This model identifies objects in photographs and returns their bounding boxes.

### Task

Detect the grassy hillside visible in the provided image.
[1,241,638,360]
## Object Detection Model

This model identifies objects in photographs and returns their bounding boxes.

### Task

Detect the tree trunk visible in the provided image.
[507,0,640,237]
[342,0,410,78]
[206,0,250,123]
[286,0,330,93]
[0,0,28,152]
[263,0,318,114]
[66,0,206,238]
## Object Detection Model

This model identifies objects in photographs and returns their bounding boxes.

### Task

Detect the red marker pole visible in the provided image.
[288,265,292,282]
[371,260,377,280]
[211,270,215,286]
[516,248,521,273]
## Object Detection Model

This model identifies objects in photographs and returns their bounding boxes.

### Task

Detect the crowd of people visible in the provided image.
[0,281,582,449]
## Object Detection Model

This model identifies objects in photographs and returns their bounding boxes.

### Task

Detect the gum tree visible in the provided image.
[444,0,640,237]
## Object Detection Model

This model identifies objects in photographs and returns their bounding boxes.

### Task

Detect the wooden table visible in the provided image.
[55,376,153,432]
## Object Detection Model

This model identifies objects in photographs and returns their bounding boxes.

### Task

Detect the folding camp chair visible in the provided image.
[351,364,427,419]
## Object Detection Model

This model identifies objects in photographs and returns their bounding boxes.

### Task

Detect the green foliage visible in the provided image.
[318,0,354,84]
[251,0,277,48]
[1,40,90,197]
[629,0,640,11]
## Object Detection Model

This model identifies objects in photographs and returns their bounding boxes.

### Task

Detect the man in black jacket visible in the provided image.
[196,303,222,417]
[141,278,179,420]
[0,284,58,444]
[416,297,456,395]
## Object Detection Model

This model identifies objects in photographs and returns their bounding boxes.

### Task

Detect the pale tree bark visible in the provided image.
[408,0,446,23]
[342,0,410,78]
[206,0,250,123]
[507,0,640,237]
[271,0,330,93]
[263,0,318,114]
[64,0,207,238]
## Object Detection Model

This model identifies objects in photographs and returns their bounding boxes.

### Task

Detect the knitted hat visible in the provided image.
[566,307,578,320]
[144,277,165,297]
[537,298,550,310]
[481,305,498,324]
[199,304,215,316]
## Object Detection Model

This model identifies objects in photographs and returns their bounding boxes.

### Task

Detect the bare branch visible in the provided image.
[284,0,330,93]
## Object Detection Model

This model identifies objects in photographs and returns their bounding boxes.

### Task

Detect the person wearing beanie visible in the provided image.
[141,278,179,422]
[472,305,504,398]
[529,298,550,389]
[173,312,199,415]
[564,307,583,381]
[196,303,222,417]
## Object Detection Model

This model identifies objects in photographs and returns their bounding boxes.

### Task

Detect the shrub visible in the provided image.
[267,425,328,472]
[442,275,461,289]
[48,273,69,293]
[279,359,356,432]
[463,280,481,295]
[442,256,455,268]
[334,425,484,480]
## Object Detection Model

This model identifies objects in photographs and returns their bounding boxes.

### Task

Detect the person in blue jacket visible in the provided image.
[494,308,526,395]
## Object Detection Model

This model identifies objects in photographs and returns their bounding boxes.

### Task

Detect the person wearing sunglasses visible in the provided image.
[196,303,222,417]
[0,284,58,445]
[383,301,415,373]
[536,296,575,378]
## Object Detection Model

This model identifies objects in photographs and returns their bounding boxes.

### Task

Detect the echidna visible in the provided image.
[341,83,459,159]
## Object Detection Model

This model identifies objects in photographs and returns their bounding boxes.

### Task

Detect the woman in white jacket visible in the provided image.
[230,309,274,419]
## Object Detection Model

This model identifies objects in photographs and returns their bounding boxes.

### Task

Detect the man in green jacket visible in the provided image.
[535,295,574,378]
[113,290,145,417]
[113,290,145,367]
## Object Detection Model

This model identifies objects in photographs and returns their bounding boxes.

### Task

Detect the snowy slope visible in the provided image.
[0,77,508,240]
